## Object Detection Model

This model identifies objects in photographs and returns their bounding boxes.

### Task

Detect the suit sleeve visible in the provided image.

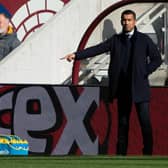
[75,37,112,60]
[147,37,162,75]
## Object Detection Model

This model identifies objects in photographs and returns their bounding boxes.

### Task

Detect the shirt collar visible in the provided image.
[125,29,135,38]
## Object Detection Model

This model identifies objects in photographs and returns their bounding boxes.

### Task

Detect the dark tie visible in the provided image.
[123,35,132,73]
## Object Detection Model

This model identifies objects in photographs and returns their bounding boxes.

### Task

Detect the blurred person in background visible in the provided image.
[0,9,20,61]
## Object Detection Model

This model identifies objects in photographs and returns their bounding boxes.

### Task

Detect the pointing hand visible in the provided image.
[60,53,76,62]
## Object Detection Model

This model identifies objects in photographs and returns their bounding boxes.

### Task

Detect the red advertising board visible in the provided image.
[0,85,168,155]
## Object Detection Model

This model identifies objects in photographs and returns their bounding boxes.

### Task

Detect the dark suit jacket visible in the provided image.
[75,28,162,102]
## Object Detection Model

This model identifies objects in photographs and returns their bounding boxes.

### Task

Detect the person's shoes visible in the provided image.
[116,143,127,156]
[143,147,153,155]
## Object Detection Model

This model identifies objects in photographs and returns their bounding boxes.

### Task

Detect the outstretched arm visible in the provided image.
[75,37,112,60]
[61,36,113,62]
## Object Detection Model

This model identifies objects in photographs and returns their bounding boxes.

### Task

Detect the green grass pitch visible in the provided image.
[0,156,168,168]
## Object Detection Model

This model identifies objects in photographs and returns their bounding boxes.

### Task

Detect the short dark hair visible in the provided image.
[121,10,136,20]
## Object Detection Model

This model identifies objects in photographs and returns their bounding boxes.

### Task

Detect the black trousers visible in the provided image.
[116,95,153,155]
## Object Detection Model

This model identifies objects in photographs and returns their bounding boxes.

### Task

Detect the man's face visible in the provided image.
[121,14,136,32]
[0,14,9,34]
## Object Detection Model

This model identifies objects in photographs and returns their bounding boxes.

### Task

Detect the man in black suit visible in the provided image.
[62,10,162,155]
